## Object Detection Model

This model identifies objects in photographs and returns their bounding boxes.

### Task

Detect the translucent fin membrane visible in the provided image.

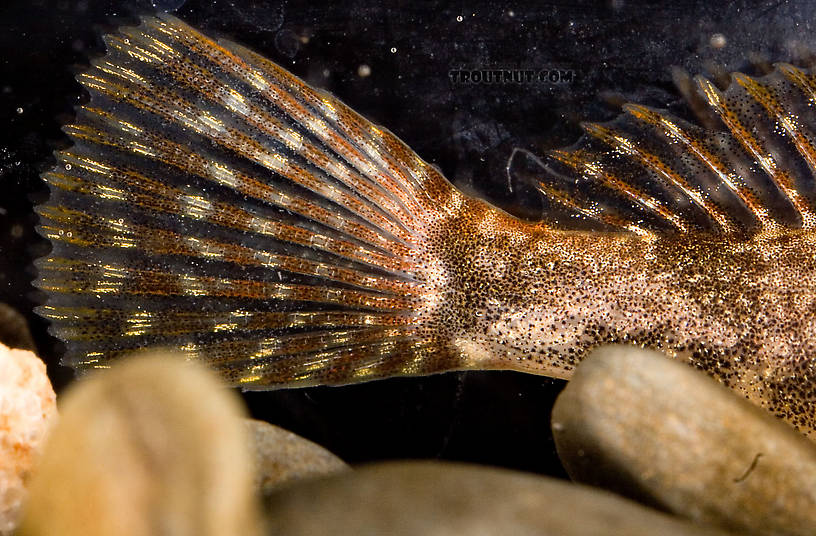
[36,15,461,387]
[521,65,816,237]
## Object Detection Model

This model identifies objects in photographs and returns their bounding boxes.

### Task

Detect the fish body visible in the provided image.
[432,214,816,437]
[35,15,816,438]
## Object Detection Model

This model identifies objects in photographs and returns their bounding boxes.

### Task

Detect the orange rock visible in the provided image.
[0,343,57,535]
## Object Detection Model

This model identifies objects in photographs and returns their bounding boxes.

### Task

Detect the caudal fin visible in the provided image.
[36,14,464,388]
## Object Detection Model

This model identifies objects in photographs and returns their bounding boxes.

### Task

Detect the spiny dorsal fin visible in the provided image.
[521,64,816,237]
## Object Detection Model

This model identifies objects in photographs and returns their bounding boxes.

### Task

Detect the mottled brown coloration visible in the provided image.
[35,15,816,438]
[416,202,816,437]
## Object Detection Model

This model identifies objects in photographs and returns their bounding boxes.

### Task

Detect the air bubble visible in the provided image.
[390,47,397,53]
[64,164,72,171]
[150,0,186,11]
[456,15,463,22]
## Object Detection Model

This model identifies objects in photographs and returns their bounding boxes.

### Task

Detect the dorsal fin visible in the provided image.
[513,64,816,237]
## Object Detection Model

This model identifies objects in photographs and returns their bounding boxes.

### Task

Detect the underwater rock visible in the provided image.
[263,460,731,535]
[0,343,56,536]
[551,345,816,536]
[246,419,347,497]
[0,303,35,351]
[18,353,262,536]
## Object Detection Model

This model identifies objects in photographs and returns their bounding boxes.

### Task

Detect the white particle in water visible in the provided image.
[710,33,727,49]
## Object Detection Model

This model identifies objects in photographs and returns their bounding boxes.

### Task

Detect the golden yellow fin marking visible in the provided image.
[732,72,816,229]
[77,64,415,256]
[173,19,457,216]
[60,332,435,381]
[776,64,816,161]
[230,338,442,388]
[43,162,410,275]
[734,63,816,228]
[39,205,424,295]
[188,327,420,366]
[38,257,418,311]
[71,104,413,259]
[532,173,655,237]
[152,18,430,225]
[99,30,417,244]
[697,76,815,228]
[559,126,689,232]
[39,305,416,342]
[622,104,760,232]
[46,152,413,274]
[225,49,432,213]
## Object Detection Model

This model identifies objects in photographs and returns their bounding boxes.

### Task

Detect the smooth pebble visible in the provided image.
[551,345,816,535]
[264,460,732,535]
[18,353,262,536]
[246,419,347,497]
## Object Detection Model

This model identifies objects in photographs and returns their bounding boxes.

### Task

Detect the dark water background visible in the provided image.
[1,0,814,477]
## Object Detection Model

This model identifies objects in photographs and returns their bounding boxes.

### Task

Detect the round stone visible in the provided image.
[0,343,56,535]
[246,419,348,497]
[551,345,816,535]
[19,353,262,536]
[264,460,732,535]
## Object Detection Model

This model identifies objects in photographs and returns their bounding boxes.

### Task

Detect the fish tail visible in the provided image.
[35,14,463,387]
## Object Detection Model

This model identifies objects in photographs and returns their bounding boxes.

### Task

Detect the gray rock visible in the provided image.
[551,345,816,536]
[0,303,35,352]
[246,419,347,497]
[263,460,732,535]
[19,353,263,536]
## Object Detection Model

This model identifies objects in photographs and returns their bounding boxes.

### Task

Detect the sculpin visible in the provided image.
[36,15,816,438]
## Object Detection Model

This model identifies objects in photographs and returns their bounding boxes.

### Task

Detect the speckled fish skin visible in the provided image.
[35,15,816,438]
